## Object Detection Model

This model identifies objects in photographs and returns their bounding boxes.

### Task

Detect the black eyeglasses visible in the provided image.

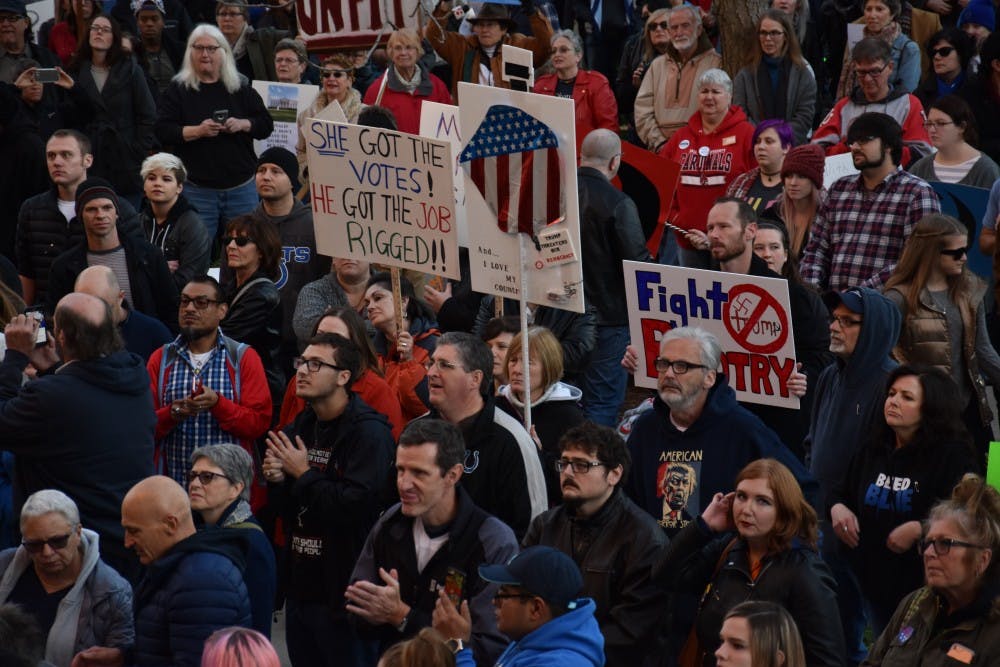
[848,135,879,147]
[555,458,606,474]
[493,592,535,603]
[920,537,985,556]
[322,69,349,79]
[188,470,231,485]
[222,236,253,247]
[940,246,968,259]
[855,63,889,79]
[0,14,26,23]
[829,314,863,328]
[930,46,955,58]
[758,29,784,39]
[22,532,74,553]
[179,295,220,309]
[653,358,708,375]
[648,20,669,31]
[293,356,345,373]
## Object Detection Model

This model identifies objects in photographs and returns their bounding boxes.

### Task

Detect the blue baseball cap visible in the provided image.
[823,288,865,315]
[479,546,583,609]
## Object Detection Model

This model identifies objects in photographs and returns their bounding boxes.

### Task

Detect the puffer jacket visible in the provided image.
[139,194,211,292]
[864,585,1000,666]
[0,528,133,667]
[132,528,251,667]
[523,489,669,667]
[654,519,844,667]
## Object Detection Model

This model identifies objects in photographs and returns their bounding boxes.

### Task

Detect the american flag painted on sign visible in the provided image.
[459,105,564,236]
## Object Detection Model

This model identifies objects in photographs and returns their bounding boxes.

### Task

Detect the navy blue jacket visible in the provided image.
[132,528,251,666]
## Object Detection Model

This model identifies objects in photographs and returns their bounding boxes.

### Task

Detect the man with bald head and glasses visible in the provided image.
[146,275,272,487]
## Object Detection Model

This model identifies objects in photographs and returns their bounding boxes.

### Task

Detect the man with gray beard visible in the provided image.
[622,326,814,538]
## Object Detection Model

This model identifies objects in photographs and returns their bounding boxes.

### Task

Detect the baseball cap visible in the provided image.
[823,288,865,315]
[479,546,583,609]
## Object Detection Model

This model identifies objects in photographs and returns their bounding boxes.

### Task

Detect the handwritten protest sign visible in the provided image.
[252,81,319,156]
[420,102,468,247]
[624,261,800,408]
[458,82,584,313]
[305,121,460,279]
[932,182,991,279]
[296,0,414,49]
[823,152,859,189]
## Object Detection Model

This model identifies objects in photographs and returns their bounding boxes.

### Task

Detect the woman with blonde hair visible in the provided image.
[378,628,455,667]
[654,458,842,667]
[614,7,673,140]
[496,326,584,506]
[296,52,363,189]
[363,28,451,135]
[883,213,1000,455]
[716,601,806,667]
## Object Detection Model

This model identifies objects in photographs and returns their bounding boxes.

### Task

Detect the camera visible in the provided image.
[34,68,59,84]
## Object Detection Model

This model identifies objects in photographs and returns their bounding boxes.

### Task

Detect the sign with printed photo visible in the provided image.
[624,261,800,408]
[252,80,319,156]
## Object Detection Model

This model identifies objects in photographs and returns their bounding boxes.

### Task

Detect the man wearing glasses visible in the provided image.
[804,108,940,292]
[804,286,901,665]
[0,0,58,84]
[347,419,518,667]
[263,332,394,667]
[522,423,668,667]
[813,38,932,168]
[147,275,271,486]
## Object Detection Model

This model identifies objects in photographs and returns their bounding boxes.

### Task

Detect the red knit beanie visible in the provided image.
[780,143,826,189]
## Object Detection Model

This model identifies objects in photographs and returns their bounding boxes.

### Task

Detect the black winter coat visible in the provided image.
[654,519,844,667]
[220,269,283,407]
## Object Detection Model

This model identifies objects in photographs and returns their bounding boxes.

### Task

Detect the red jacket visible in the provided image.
[362,67,453,135]
[533,69,619,149]
[661,105,755,249]
[278,369,404,440]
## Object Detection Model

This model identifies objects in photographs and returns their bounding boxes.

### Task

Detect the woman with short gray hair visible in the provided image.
[534,28,618,149]
[0,489,134,666]
[659,67,755,269]
[188,444,275,637]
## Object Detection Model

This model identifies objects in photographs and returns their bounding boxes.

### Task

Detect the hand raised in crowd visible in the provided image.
[830,503,860,548]
[701,491,735,533]
[432,589,472,642]
[886,520,922,554]
[787,362,807,398]
[684,229,710,251]
[4,313,41,358]
[55,66,75,89]
[423,281,452,314]
[397,330,415,362]
[345,567,411,625]
[621,344,639,374]
[632,64,645,87]
[265,429,310,479]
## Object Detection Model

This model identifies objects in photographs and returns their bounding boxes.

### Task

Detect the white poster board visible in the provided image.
[420,102,468,247]
[624,261,800,408]
[823,152,860,189]
[304,121,460,279]
[252,80,320,156]
[457,82,584,313]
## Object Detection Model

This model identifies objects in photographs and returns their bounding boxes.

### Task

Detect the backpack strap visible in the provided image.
[220,336,248,403]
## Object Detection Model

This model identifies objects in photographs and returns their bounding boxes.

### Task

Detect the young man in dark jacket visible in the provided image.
[121,475,251,667]
[263,332,395,667]
[523,422,669,667]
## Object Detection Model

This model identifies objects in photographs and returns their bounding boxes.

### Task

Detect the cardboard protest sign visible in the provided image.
[613,142,681,256]
[304,121,460,279]
[932,182,991,279]
[296,0,414,49]
[823,152,859,189]
[252,81,319,156]
[624,261,800,408]
[419,102,468,247]
[457,82,585,313]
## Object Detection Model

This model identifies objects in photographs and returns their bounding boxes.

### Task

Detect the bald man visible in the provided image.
[0,292,154,582]
[75,265,171,360]
[577,129,650,427]
[123,476,251,667]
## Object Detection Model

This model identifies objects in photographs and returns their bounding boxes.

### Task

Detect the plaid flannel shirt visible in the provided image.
[800,168,940,292]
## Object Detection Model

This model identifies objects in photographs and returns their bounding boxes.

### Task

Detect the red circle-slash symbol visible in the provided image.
[722,284,789,354]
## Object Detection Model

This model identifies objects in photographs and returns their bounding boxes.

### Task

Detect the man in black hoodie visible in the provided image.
[0,292,154,582]
[263,332,395,667]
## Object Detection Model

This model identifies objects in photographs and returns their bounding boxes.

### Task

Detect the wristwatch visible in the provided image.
[446,638,464,654]
[396,610,410,633]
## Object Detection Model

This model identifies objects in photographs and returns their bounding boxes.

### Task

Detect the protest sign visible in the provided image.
[252,81,319,156]
[989,442,1000,492]
[296,0,413,49]
[458,82,585,314]
[305,121,460,279]
[624,261,800,408]
[932,182,991,279]
[613,142,681,256]
[823,152,859,189]
[420,102,468,247]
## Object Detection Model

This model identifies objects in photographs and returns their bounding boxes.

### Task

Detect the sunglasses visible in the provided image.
[930,46,955,58]
[940,246,968,259]
[22,532,74,553]
[322,69,349,79]
[222,236,253,247]
[648,20,669,31]
[188,470,232,485]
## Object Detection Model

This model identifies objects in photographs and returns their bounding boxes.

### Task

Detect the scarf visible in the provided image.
[836,20,901,99]
[757,55,789,121]
[231,24,252,60]
[394,65,422,94]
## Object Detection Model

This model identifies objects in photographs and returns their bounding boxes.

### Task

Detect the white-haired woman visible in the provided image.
[660,68,755,268]
[154,24,273,241]
[0,489,134,667]
[534,29,618,150]
[362,28,451,135]
[139,152,211,291]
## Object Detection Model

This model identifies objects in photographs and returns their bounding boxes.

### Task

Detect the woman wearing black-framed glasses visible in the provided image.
[864,474,1000,665]
[884,213,1000,455]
